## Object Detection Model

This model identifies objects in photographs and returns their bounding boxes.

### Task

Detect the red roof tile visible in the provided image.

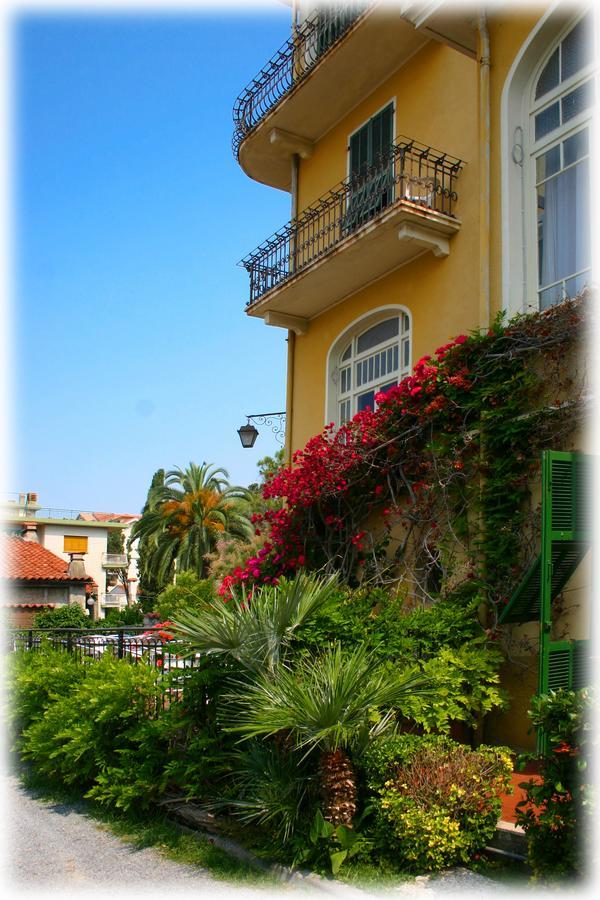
[0,534,92,583]
[78,512,140,523]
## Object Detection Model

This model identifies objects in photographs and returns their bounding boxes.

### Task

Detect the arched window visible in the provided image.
[328,310,411,426]
[502,8,595,315]
[531,12,594,309]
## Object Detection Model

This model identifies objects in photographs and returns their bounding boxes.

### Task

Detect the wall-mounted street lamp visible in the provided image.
[237,412,286,448]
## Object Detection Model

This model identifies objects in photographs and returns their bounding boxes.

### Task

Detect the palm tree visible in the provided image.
[131,462,253,583]
[171,572,340,675]
[223,643,429,827]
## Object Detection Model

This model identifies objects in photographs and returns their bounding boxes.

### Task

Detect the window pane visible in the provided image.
[539,282,564,310]
[356,317,399,353]
[562,78,595,123]
[536,145,561,182]
[561,13,593,83]
[563,128,589,166]
[357,390,375,412]
[402,313,410,333]
[535,102,560,140]
[403,338,410,368]
[341,343,352,362]
[378,381,396,396]
[340,399,351,424]
[538,158,590,288]
[536,47,560,99]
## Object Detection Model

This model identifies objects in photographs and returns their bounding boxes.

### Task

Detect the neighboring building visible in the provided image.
[0,494,140,618]
[234,1,594,750]
[0,533,94,627]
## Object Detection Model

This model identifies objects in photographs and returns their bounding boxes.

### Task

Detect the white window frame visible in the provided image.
[325,305,412,427]
[528,16,595,309]
[501,4,596,317]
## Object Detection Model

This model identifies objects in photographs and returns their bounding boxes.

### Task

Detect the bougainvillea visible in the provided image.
[220,295,588,624]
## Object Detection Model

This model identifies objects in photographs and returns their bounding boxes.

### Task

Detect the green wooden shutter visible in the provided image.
[537,450,591,752]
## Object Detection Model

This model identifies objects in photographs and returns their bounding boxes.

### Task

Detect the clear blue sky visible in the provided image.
[10,3,294,513]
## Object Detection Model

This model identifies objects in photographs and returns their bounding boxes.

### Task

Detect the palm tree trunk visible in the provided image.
[319,748,357,827]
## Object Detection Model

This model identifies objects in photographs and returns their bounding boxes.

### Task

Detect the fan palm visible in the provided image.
[131,462,252,582]
[224,643,430,827]
[171,572,340,675]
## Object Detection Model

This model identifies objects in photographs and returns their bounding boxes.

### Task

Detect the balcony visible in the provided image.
[102,553,128,569]
[233,2,429,190]
[240,137,463,328]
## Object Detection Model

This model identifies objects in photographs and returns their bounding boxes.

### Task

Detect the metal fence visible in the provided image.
[232,2,368,158]
[240,136,463,307]
[9,627,205,708]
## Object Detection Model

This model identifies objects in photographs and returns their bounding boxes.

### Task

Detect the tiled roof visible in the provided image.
[0,534,92,583]
[78,512,140,523]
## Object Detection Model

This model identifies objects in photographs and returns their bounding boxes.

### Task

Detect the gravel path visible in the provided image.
[1,774,304,898]
[2,773,528,900]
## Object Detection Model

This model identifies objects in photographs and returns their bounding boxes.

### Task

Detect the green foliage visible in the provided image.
[131,461,253,585]
[224,643,429,755]
[367,737,513,871]
[7,647,87,748]
[172,572,341,676]
[103,604,144,627]
[107,529,125,555]
[298,809,371,875]
[136,468,169,608]
[33,604,91,629]
[295,587,506,732]
[214,741,313,843]
[515,688,594,881]
[20,654,162,790]
[295,586,485,662]
[154,572,215,621]
[403,641,509,732]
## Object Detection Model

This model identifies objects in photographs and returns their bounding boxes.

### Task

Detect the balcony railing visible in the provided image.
[240,136,463,308]
[232,2,368,158]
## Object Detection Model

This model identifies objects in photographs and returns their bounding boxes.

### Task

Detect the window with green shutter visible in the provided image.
[345,104,394,233]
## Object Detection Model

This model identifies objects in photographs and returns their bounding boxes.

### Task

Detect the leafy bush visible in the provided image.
[154,572,216,621]
[21,654,162,789]
[33,604,91,629]
[515,688,594,881]
[362,735,512,872]
[7,647,87,748]
[103,604,144,627]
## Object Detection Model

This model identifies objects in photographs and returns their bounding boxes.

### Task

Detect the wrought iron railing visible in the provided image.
[240,136,463,307]
[232,2,368,158]
[8,627,205,708]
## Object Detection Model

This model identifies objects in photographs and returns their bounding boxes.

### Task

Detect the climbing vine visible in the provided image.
[221,294,588,627]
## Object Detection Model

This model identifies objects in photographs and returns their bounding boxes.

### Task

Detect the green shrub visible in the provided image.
[515,688,594,881]
[33,604,91,629]
[363,736,512,872]
[154,572,216,621]
[7,646,87,748]
[21,654,162,789]
[103,604,144,627]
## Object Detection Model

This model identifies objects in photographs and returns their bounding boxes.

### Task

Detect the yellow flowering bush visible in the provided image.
[370,738,513,871]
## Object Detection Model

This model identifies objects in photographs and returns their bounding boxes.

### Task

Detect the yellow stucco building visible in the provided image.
[234,1,594,750]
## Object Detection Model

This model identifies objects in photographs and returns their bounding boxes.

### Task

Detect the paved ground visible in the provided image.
[2,774,303,898]
[3,773,529,899]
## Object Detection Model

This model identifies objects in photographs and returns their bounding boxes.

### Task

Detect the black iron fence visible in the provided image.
[240,137,463,307]
[232,2,368,158]
[8,627,204,708]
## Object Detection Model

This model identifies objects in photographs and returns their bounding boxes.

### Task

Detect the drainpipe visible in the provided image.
[478,11,491,331]
[476,10,491,749]
[285,152,300,466]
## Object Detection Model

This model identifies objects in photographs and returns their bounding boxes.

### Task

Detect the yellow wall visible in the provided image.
[290,39,481,450]
[487,8,550,318]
